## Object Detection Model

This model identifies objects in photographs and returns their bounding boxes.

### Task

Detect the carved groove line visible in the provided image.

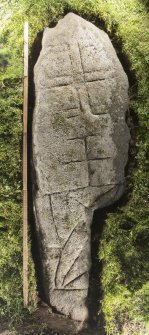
[55,219,81,287]
[64,271,88,288]
[49,195,60,242]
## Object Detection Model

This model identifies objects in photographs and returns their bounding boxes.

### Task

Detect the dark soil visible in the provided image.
[0,306,105,335]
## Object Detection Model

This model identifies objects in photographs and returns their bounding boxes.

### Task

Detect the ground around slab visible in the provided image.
[0,306,105,335]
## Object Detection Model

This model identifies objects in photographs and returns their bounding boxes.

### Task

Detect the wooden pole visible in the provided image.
[23,21,28,308]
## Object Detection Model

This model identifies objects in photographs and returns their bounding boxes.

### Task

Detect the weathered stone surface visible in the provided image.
[33,13,130,321]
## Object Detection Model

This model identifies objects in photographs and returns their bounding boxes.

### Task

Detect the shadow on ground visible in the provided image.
[0,306,105,335]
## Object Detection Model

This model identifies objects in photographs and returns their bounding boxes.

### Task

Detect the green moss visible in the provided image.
[0,0,149,333]
[52,113,70,134]
[64,213,71,229]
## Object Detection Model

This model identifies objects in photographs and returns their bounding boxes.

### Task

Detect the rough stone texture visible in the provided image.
[33,13,130,321]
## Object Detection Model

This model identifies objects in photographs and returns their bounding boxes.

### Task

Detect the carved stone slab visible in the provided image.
[33,13,130,321]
